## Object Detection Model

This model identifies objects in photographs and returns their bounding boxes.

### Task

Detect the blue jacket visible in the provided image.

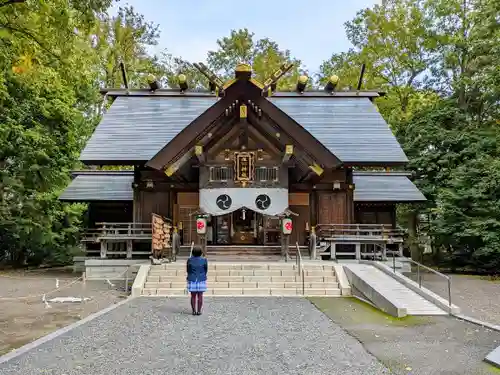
[186,256,208,282]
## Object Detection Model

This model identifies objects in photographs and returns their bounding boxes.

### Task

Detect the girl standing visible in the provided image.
[186,246,208,315]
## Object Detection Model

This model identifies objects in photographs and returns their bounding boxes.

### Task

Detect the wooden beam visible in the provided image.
[246,125,281,157]
[282,144,293,163]
[309,163,324,176]
[248,111,312,168]
[206,123,241,157]
[146,80,247,171]
[195,145,205,164]
[262,62,294,93]
[164,149,194,177]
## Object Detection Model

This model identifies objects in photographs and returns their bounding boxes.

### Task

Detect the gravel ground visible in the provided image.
[0,297,390,375]
[409,273,500,325]
[0,269,126,355]
[311,297,500,375]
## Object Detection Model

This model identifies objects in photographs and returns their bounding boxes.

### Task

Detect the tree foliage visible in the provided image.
[207,28,305,90]
[0,0,498,271]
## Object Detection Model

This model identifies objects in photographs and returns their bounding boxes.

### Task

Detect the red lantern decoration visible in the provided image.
[282,218,293,235]
[196,217,207,234]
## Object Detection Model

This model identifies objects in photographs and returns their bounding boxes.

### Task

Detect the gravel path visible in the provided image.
[404,273,500,325]
[0,297,389,375]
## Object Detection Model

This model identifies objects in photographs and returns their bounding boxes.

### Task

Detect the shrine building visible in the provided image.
[60,63,426,260]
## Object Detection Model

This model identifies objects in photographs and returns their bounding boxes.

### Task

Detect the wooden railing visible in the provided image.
[80,222,154,259]
[82,222,152,241]
[316,224,405,243]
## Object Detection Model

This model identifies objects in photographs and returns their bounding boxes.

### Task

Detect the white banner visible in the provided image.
[200,188,289,216]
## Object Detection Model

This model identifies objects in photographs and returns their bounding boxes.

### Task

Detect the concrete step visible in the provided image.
[150,264,335,271]
[144,281,340,289]
[148,269,301,277]
[142,287,341,296]
[146,275,338,283]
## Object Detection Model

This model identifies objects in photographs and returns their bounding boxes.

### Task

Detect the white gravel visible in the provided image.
[0,297,389,375]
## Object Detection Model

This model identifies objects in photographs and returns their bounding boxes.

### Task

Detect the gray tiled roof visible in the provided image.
[353,172,426,202]
[79,96,217,162]
[269,97,408,164]
[59,171,425,203]
[59,171,133,201]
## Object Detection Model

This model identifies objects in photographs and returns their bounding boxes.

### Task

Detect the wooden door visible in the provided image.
[317,192,347,225]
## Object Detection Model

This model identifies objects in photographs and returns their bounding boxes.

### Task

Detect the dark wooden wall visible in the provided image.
[354,203,396,227]
[134,190,173,223]
[87,202,133,226]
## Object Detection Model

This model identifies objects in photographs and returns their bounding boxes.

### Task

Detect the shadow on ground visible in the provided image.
[309,297,500,375]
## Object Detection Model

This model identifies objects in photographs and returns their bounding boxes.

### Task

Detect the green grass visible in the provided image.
[308,296,432,327]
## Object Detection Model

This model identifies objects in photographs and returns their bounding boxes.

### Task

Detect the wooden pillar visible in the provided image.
[100,241,107,258]
[355,243,361,260]
[310,191,317,226]
[126,240,133,259]
[330,242,336,260]
[382,243,387,260]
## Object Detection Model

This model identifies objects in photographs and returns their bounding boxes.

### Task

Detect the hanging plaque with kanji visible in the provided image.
[234,151,254,182]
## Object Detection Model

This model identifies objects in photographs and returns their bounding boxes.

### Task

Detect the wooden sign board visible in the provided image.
[151,213,172,258]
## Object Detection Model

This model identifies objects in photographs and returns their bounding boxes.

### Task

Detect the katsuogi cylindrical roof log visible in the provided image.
[324,75,339,93]
[147,74,160,91]
[296,75,309,93]
[235,62,252,80]
[178,73,188,92]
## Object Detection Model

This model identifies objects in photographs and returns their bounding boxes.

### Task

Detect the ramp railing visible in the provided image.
[295,242,305,295]
[392,254,452,311]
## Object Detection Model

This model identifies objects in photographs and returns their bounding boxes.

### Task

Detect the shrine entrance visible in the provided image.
[211,208,282,246]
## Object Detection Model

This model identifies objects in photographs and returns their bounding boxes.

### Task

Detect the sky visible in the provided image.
[110,0,381,74]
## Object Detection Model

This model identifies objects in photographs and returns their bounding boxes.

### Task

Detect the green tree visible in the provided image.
[207,28,304,90]
[0,0,114,265]
[92,6,161,88]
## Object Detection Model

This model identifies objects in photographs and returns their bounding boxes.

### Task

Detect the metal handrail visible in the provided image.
[295,242,305,295]
[392,253,452,311]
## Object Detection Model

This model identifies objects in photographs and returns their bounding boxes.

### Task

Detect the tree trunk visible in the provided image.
[407,211,420,262]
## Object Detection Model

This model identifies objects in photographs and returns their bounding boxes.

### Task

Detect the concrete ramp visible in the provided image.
[486,345,500,368]
[343,264,446,317]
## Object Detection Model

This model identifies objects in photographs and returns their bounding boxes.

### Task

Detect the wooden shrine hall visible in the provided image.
[60,62,426,260]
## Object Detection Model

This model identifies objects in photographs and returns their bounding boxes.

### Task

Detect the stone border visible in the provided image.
[131,265,150,297]
[141,294,344,298]
[0,297,133,365]
[451,313,500,332]
[332,264,351,296]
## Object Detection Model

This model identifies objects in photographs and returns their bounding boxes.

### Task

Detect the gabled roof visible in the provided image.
[270,97,408,165]
[79,96,216,163]
[353,171,426,202]
[79,87,407,166]
[59,171,133,201]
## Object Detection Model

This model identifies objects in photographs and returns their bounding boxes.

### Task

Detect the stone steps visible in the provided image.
[142,262,341,297]
[143,288,341,296]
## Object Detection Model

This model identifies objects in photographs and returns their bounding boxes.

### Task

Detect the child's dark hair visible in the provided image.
[192,246,203,257]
